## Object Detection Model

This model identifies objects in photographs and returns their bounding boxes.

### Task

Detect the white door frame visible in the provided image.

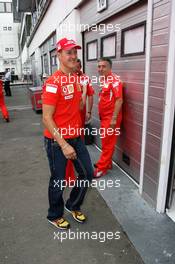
[139,0,153,194]
[156,0,175,213]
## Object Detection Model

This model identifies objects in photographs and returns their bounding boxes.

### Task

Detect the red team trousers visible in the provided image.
[95,116,122,171]
[0,81,9,120]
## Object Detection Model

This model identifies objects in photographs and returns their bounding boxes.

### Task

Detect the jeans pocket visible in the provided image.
[44,138,49,152]
[51,141,63,171]
[44,138,55,172]
[52,140,61,150]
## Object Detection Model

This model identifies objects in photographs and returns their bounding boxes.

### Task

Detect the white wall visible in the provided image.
[21,42,32,75]
[0,1,21,77]
[35,48,42,80]
[28,0,83,56]
[28,0,83,84]
[56,9,82,64]
[21,43,28,66]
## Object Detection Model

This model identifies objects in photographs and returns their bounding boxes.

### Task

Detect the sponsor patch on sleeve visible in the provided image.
[113,81,119,88]
[46,85,57,94]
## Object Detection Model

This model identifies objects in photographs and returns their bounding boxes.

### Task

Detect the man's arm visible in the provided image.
[79,97,84,111]
[42,104,77,159]
[86,95,93,122]
[81,84,87,106]
[110,97,123,129]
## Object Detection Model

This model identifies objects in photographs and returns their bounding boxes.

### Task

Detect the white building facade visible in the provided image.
[16,0,83,85]
[0,0,21,78]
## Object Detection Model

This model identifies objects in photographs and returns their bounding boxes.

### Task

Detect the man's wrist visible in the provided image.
[53,138,68,149]
[112,115,117,121]
[61,143,69,150]
[58,139,68,149]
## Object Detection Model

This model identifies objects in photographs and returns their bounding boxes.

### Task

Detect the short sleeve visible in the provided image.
[42,80,60,106]
[87,79,95,96]
[111,80,123,99]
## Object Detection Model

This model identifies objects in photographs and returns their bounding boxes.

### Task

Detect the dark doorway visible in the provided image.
[166,114,175,210]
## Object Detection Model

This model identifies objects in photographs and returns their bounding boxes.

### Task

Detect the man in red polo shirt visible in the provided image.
[0,77,10,122]
[94,57,123,178]
[42,38,93,229]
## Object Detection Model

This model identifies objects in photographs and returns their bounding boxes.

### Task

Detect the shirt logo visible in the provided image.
[65,40,75,45]
[65,95,74,100]
[61,84,74,95]
[46,85,57,94]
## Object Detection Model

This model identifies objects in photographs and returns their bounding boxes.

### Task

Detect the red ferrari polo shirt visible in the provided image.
[98,72,123,120]
[42,70,82,139]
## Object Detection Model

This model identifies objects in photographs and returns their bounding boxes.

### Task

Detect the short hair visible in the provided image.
[98,57,112,68]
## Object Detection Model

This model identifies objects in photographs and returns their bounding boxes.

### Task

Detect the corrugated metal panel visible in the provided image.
[80,0,143,26]
[82,1,147,183]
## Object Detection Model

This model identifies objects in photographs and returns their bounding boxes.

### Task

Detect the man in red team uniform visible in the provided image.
[0,77,10,122]
[42,38,93,230]
[94,57,123,178]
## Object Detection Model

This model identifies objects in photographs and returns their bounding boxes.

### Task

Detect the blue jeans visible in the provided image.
[44,136,93,221]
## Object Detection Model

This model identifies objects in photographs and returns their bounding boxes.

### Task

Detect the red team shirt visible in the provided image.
[42,70,121,138]
[42,70,82,139]
[98,72,123,122]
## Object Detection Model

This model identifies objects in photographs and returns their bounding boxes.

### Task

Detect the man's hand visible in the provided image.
[80,98,84,110]
[61,144,77,160]
[86,112,91,122]
[110,117,117,130]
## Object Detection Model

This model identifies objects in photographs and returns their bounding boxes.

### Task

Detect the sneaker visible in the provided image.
[65,206,86,223]
[94,168,107,178]
[48,217,70,230]
[5,118,10,123]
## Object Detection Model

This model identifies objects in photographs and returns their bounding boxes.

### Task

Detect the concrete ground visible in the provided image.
[0,86,144,264]
[90,146,175,264]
